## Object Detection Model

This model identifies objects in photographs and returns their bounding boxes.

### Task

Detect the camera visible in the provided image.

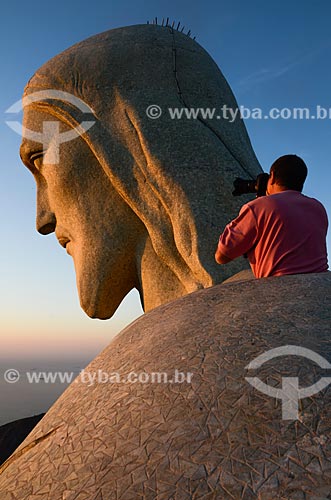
[232,172,270,198]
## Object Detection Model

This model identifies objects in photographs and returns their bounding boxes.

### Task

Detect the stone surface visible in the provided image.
[20,24,262,318]
[222,268,255,284]
[0,272,330,499]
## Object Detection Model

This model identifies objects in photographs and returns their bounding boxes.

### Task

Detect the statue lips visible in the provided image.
[65,241,72,256]
[56,234,72,255]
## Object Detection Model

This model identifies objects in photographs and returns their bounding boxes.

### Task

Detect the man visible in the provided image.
[215,154,329,278]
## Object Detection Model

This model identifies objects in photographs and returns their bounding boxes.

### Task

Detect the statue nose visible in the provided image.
[36,210,56,235]
[36,185,56,235]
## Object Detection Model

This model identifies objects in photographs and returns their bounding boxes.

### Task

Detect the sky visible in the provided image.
[1,0,330,366]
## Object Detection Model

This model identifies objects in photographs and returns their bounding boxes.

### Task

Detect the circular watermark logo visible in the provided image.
[245,345,331,420]
[5,90,96,165]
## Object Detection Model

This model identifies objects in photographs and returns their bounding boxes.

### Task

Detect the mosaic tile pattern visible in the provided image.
[0,273,330,499]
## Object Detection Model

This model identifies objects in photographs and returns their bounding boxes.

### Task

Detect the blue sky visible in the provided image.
[1,0,330,364]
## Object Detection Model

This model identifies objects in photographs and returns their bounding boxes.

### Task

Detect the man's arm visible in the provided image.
[215,204,258,265]
[214,248,232,264]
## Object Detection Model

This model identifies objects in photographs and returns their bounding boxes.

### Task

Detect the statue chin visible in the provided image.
[78,287,119,320]
[72,262,112,319]
[75,274,117,319]
[70,234,139,320]
[80,300,113,320]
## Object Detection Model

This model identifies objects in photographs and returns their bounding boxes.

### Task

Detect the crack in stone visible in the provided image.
[0,425,62,475]
[168,26,256,181]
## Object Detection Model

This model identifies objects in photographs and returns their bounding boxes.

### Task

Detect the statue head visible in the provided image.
[20,24,262,319]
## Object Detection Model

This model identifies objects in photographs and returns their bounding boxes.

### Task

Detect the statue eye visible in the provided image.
[29,151,44,169]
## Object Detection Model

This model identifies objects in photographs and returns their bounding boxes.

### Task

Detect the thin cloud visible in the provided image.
[237,62,298,88]
[236,43,331,92]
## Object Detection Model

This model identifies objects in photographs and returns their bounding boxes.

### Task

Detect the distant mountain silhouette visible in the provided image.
[0,414,44,465]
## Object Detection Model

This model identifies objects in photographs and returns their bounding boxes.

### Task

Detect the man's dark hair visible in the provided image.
[270,154,308,192]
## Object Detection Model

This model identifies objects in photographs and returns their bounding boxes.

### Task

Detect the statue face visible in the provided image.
[20,108,146,319]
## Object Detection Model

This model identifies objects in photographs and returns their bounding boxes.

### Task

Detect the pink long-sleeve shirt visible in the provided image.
[217,190,328,278]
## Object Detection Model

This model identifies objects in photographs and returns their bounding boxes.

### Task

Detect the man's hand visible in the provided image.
[215,248,232,265]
